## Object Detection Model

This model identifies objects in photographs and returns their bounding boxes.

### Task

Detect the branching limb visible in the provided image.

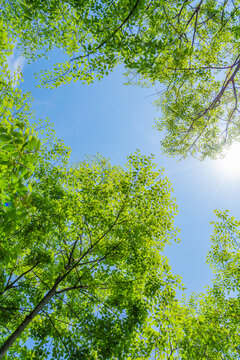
[0,262,39,296]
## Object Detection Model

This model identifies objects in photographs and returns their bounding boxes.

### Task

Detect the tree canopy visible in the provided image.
[125,210,240,359]
[3,0,240,157]
[0,19,41,234]
[0,22,70,238]
[1,1,240,358]
[0,151,182,359]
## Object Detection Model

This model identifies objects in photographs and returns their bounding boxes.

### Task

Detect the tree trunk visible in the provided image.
[0,248,87,358]
[0,284,58,359]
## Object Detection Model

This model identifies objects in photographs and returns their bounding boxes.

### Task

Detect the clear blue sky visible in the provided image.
[15,51,240,297]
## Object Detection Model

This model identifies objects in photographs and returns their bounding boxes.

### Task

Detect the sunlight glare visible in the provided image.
[216,142,240,177]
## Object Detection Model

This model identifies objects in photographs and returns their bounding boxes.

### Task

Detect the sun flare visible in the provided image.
[216,142,240,177]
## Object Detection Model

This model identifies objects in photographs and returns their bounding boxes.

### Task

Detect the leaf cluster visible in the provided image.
[3,0,240,157]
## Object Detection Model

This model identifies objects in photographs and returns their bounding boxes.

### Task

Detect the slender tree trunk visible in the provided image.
[0,235,103,358]
[0,283,58,359]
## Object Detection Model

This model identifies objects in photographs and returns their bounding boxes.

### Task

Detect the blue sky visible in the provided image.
[13,51,240,297]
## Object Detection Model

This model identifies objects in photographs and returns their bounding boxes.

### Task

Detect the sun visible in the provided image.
[215,142,240,177]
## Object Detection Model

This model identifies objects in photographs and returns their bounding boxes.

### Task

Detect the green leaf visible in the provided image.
[0,134,11,143]
[0,178,8,189]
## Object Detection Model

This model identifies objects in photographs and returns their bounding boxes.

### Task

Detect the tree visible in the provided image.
[1,2,239,358]
[0,18,39,220]
[3,0,240,158]
[126,210,240,359]
[0,21,70,240]
[0,152,180,359]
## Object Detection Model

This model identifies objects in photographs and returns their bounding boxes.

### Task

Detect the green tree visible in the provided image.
[127,210,240,359]
[0,19,39,216]
[0,152,180,359]
[0,19,70,238]
[3,0,240,158]
[2,2,240,358]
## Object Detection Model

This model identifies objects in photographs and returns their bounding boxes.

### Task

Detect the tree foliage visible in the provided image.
[1,1,240,358]
[3,0,240,157]
[0,22,70,239]
[0,20,41,235]
[0,152,181,359]
[126,210,240,359]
